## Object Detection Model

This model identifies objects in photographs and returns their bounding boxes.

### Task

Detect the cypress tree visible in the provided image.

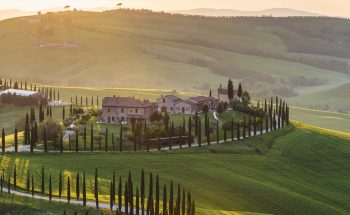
[163,185,167,215]
[231,118,234,141]
[141,169,145,215]
[248,115,251,137]
[188,116,192,148]
[49,174,52,201]
[41,166,45,194]
[118,176,122,213]
[60,132,63,153]
[14,128,18,153]
[216,120,219,144]
[94,168,99,208]
[148,173,154,214]
[253,115,257,136]
[90,124,94,152]
[112,171,116,204]
[30,128,34,153]
[83,127,87,150]
[130,180,134,215]
[207,119,210,146]
[119,125,123,152]
[59,171,62,198]
[157,136,161,151]
[125,181,129,214]
[237,123,240,141]
[204,113,208,136]
[13,164,16,189]
[26,170,30,192]
[265,115,269,133]
[76,173,80,200]
[105,128,108,152]
[136,187,140,215]
[112,133,115,150]
[67,176,71,203]
[44,128,48,153]
[175,184,181,215]
[194,111,198,136]
[75,130,79,153]
[155,174,160,215]
[224,124,227,143]
[169,181,174,215]
[83,172,86,206]
[1,128,5,153]
[198,119,201,147]
[62,106,65,120]
[260,116,263,135]
[191,199,195,215]
[98,133,101,151]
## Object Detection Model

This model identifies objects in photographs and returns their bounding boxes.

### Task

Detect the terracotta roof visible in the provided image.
[163,95,181,101]
[187,96,218,104]
[176,100,196,106]
[103,97,153,108]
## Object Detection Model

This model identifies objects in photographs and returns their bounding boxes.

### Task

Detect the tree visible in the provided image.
[241,91,251,107]
[67,176,71,203]
[141,169,145,215]
[14,128,18,152]
[202,104,209,114]
[26,170,30,192]
[237,83,242,99]
[136,187,140,215]
[2,128,5,153]
[62,106,65,120]
[83,172,86,206]
[186,192,191,215]
[13,164,17,188]
[155,174,160,215]
[41,166,45,194]
[163,185,168,215]
[118,176,122,212]
[59,171,62,198]
[75,130,79,153]
[90,124,94,152]
[169,181,173,215]
[44,128,48,152]
[76,173,80,200]
[216,102,225,114]
[94,168,99,208]
[119,125,123,152]
[228,79,234,101]
[188,116,192,147]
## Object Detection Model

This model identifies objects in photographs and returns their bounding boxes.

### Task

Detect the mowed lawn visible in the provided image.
[1,124,350,215]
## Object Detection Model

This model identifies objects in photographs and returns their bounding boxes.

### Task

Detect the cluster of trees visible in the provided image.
[0,93,41,106]
[1,167,196,215]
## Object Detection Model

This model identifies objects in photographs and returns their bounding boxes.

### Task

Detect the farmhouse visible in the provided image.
[217,84,238,103]
[101,96,154,124]
[157,95,181,113]
[173,96,219,114]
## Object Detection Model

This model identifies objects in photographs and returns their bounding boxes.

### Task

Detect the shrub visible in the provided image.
[38,119,62,142]
[216,102,225,114]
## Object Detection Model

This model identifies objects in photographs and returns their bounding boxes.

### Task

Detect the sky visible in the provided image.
[1,0,350,17]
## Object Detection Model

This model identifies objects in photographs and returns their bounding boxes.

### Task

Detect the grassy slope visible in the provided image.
[1,123,350,214]
[0,194,107,215]
[0,11,349,100]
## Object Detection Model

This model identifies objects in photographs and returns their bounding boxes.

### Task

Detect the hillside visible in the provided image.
[174,8,322,17]
[0,9,350,110]
[1,123,350,214]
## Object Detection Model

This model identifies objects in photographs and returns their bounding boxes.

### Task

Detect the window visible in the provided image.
[163,98,166,103]
[107,108,110,113]
[135,109,138,113]
[121,108,124,113]
[112,117,115,121]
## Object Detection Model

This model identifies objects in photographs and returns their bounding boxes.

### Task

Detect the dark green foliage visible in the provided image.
[2,128,5,153]
[94,168,99,208]
[141,169,145,215]
[90,124,94,152]
[163,185,168,215]
[59,171,62,198]
[67,176,71,203]
[14,127,18,153]
[49,174,52,201]
[83,172,86,206]
[228,79,234,100]
[169,181,173,215]
[155,174,160,215]
[76,173,80,200]
[41,166,45,194]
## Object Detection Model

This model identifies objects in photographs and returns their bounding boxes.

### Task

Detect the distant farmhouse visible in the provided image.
[157,94,219,115]
[100,96,154,124]
[217,83,238,103]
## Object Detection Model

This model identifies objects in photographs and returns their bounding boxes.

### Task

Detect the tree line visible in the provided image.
[0,167,196,215]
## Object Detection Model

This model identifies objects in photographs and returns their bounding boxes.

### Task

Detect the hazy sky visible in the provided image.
[1,0,350,17]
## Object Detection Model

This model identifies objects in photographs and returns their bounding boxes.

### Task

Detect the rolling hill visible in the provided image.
[1,123,350,214]
[0,9,349,111]
[174,8,322,17]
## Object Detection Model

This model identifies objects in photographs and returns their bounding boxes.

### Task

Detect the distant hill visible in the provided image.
[0,9,33,20]
[174,8,322,17]
[0,9,349,111]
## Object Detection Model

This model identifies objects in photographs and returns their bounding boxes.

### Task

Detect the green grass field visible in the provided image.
[1,123,349,214]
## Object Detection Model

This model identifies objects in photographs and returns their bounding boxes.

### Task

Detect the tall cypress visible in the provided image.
[130,180,134,215]
[216,120,219,144]
[169,181,174,215]
[83,127,87,150]
[231,118,234,141]
[141,169,145,215]
[136,187,140,215]
[198,119,202,147]
[83,172,86,206]
[120,125,123,152]
[148,173,154,214]
[118,176,122,213]
[155,174,160,215]
[14,128,18,153]
[31,176,34,196]
[175,184,181,215]
[75,130,79,153]
[253,115,257,136]
[94,168,99,208]
[49,174,52,201]
[163,185,168,215]
[13,164,17,188]
[1,128,5,153]
[26,170,30,192]
[186,192,191,215]
[224,124,227,143]
[188,116,192,147]
[67,176,71,203]
[59,171,62,198]
[125,181,129,214]
[60,132,63,153]
[110,181,113,210]
[105,128,108,152]
[76,173,80,200]
[182,188,186,215]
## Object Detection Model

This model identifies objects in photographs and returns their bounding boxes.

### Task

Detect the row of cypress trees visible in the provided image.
[2,167,196,215]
